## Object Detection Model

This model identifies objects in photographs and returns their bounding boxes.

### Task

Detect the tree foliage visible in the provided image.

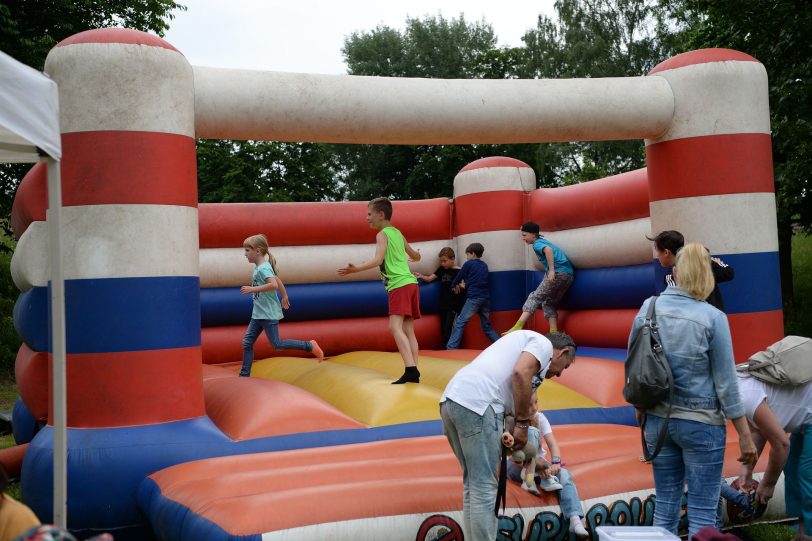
[0,0,185,70]
[196,140,345,203]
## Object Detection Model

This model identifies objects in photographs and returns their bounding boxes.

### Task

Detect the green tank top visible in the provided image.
[380,226,418,292]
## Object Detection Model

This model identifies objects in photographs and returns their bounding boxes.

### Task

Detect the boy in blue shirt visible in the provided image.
[504,222,574,334]
[445,243,500,349]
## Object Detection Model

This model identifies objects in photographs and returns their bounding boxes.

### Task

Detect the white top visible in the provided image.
[737,373,812,433]
[534,412,553,459]
[440,330,552,416]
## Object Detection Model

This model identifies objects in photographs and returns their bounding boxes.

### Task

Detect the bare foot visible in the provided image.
[311,340,324,362]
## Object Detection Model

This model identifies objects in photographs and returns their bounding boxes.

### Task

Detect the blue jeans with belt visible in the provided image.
[240,318,311,376]
[645,416,726,539]
[441,399,503,541]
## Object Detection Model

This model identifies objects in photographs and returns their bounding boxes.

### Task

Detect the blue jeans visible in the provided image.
[446,297,500,349]
[645,416,726,539]
[507,462,584,519]
[241,318,311,376]
[785,428,812,528]
[441,399,503,541]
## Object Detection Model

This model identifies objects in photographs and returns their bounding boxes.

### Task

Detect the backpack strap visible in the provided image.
[640,297,674,462]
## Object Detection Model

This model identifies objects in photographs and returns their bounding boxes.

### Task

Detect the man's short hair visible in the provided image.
[646,230,684,254]
[369,197,393,220]
[547,331,577,357]
[465,243,484,257]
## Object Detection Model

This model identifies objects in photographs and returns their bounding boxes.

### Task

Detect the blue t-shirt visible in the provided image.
[532,238,573,274]
[251,262,283,320]
[451,258,491,300]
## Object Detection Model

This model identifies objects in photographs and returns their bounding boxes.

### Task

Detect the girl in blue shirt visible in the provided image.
[240,234,323,376]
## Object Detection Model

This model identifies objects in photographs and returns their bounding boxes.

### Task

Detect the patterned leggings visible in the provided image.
[522,272,574,320]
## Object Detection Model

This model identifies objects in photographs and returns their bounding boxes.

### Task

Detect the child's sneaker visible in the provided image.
[539,475,563,491]
[521,481,541,495]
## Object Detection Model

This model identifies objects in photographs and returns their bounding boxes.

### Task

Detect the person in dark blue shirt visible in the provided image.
[446,243,501,349]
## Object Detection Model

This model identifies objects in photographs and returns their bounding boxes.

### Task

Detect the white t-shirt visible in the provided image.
[737,373,812,433]
[534,411,553,459]
[440,330,553,416]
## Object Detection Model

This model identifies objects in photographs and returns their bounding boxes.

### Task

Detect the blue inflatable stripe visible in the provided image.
[139,479,261,541]
[12,397,39,445]
[654,251,781,313]
[577,347,628,362]
[14,277,201,354]
[201,280,440,327]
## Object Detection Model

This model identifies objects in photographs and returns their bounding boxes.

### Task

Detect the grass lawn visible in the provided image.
[1,234,810,539]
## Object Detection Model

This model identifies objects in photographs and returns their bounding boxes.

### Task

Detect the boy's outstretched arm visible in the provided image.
[415,272,438,282]
[338,232,387,275]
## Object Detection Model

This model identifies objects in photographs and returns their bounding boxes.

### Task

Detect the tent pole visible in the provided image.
[46,156,67,527]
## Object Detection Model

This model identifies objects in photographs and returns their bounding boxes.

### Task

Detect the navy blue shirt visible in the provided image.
[451,258,491,300]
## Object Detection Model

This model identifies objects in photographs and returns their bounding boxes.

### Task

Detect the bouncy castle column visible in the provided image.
[452,157,536,343]
[645,49,783,360]
[42,29,203,427]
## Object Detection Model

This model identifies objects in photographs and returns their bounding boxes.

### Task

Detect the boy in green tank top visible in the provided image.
[338,197,423,384]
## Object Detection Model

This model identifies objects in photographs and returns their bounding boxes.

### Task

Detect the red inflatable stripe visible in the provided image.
[728,310,785,363]
[60,131,197,207]
[199,199,451,248]
[528,169,649,232]
[14,344,49,422]
[459,156,531,172]
[454,191,525,236]
[649,48,759,75]
[56,28,180,52]
[10,162,47,239]
[646,134,774,202]
[57,347,205,428]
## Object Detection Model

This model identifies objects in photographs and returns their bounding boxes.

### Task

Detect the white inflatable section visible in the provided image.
[647,60,770,145]
[194,67,675,144]
[649,193,778,255]
[453,166,536,197]
[545,217,653,269]
[260,478,785,541]
[12,205,198,288]
[455,231,525,273]
[199,240,450,288]
[44,44,194,136]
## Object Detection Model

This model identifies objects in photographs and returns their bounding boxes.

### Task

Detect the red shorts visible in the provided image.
[388,283,421,319]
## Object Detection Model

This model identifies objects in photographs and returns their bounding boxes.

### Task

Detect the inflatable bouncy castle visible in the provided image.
[6,29,784,540]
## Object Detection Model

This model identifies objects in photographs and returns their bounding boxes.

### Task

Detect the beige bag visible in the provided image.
[737,335,812,386]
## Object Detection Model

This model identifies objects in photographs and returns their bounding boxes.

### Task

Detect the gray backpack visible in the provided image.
[736,336,812,386]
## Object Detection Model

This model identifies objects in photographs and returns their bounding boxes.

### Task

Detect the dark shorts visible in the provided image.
[388,283,421,318]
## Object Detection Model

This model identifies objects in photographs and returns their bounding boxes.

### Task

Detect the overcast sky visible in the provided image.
[163,0,557,74]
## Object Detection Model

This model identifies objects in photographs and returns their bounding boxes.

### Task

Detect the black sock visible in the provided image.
[392,366,420,384]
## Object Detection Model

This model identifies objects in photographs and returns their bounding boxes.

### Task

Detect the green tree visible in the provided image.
[0,0,185,70]
[196,140,345,203]
[516,0,677,186]
[664,0,812,310]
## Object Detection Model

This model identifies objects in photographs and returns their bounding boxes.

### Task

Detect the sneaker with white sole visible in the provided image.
[538,475,563,491]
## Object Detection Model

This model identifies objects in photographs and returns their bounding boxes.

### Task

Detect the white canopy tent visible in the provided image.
[0,50,67,527]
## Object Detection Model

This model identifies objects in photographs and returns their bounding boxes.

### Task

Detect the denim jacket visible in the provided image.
[628,287,745,423]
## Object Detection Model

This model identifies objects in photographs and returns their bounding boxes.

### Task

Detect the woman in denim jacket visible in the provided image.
[629,243,757,538]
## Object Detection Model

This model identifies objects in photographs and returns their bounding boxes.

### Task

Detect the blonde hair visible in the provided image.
[674,242,714,301]
[243,234,279,275]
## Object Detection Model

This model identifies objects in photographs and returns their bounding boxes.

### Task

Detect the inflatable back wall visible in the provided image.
[4,28,786,538]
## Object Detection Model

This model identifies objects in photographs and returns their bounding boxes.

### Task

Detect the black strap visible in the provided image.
[495,444,507,516]
[640,297,674,462]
